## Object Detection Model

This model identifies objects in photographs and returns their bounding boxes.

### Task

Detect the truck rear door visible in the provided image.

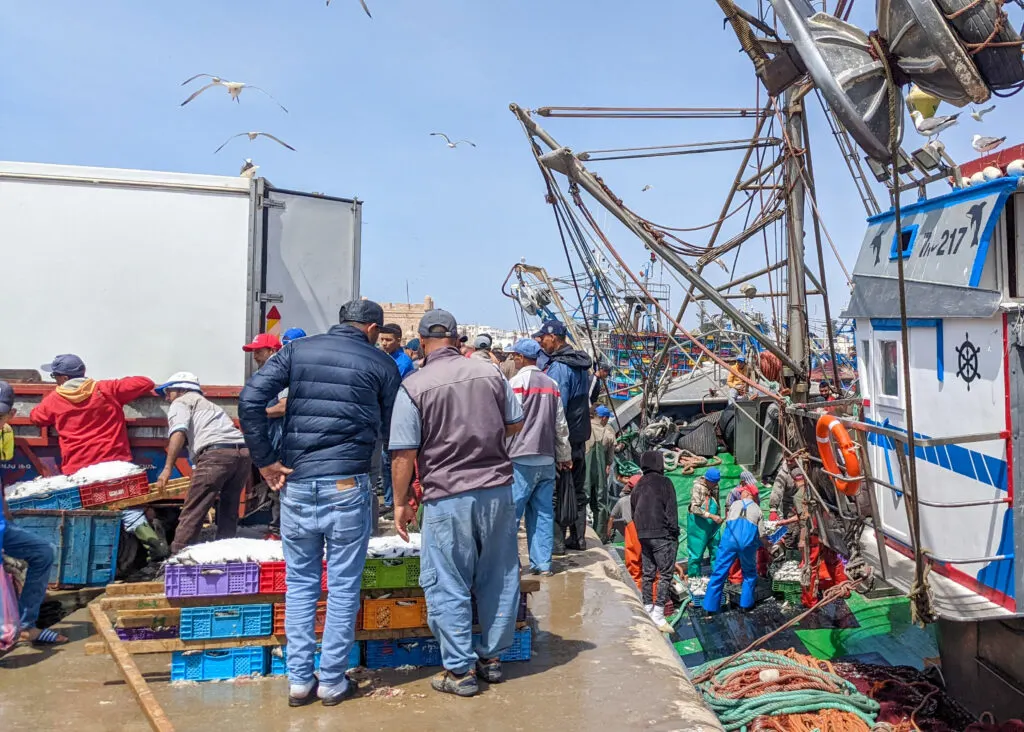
[250,183,362,356]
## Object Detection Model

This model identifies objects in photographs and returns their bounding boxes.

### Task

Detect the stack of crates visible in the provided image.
[166,561,276,682]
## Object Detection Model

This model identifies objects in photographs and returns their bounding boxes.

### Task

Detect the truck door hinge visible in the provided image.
[260,197,286,210]
[259,293,284,303]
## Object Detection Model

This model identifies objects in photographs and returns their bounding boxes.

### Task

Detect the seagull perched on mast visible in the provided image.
[973,134,1007,153]
[971,105,996,122]
[430,132,476,149]
[910,110,960,140]
[325,0,372,17]
[239,159,258,178]
[180,75,288,113]
[214,132,296,154]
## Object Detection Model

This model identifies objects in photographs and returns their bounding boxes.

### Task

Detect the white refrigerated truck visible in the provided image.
[0,161,362,385]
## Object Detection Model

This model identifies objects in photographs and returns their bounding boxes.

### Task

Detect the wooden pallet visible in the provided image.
[86,621,531,656]
[100,478,191,510]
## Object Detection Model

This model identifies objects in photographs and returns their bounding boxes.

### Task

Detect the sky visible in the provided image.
[2,0,1020,330]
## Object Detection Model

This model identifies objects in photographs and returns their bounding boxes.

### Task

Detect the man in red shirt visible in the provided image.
[30,354,155,474]
[29,354,166,565]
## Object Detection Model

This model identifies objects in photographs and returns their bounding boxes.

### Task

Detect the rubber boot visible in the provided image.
[134,523,170,563]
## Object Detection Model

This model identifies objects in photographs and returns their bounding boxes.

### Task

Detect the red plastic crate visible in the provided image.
[271,601,361,637]
[258,561,327,594]
[79,473,150,508]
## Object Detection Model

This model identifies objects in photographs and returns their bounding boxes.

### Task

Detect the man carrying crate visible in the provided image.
[0,381,66,646]
[29,354,168,570]
[391,309,524,699]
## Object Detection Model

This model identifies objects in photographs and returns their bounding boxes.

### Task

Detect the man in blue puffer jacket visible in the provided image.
[239,299,400,708]
[536,320,593,552]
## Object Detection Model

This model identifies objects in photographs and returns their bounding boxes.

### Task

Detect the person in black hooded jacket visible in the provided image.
[630,450,679,632]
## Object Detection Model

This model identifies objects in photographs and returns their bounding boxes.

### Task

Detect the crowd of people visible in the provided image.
[0,300,621,705]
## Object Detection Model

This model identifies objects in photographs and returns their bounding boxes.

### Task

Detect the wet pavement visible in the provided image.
[0,534,723,732]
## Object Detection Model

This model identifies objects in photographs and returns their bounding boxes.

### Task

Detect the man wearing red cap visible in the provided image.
[242,333,284,538]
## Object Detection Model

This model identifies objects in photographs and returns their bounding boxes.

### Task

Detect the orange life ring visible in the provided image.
[815,414,862,496]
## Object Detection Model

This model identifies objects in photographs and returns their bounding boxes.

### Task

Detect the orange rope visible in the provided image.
[750,710,874,731]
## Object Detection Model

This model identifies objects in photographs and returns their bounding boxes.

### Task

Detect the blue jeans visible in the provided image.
[381,448,393,509]
[279,474,372,689]
[420,484,521,674]
[1,524,55,629]
[512,461,555,572]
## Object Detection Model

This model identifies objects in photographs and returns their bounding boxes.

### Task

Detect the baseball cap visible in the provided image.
[510,338,542,360]
[155,371,202,396]
[418,309,459,339]
[282,327,307,343]
[740,470,757,485]
[242,333,282,353]
[0,381,14,415]
[473,334,493,350]
[705,467,721,483]
[41,354,86,379]
[339,299,385,326]
[595,405,613,418]
[533,319,567,338]
[405,338,421,352]
[735,354,747,363]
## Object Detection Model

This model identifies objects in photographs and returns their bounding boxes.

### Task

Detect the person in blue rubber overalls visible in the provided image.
[702,481,769,613]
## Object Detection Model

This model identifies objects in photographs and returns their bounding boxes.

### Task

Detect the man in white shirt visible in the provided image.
[155,372,251,553]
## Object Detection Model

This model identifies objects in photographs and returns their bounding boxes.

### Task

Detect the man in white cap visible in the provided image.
[154,372,251,552]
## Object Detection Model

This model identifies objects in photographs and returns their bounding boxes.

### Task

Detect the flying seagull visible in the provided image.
[641,184,652,192]
[239,159,258,178]
[214,132,296,154]
[973,134,1007,153]
[910,110,959,140]
[180,75,288,113]
[325,0,372,17]
[430,132,476,149]
[971,105,996,123]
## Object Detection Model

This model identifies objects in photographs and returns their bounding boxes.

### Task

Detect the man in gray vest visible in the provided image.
[507,338,571,576]
[390,309,524,698]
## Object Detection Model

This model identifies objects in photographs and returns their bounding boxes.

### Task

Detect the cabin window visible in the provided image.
[889,225,917,261]
[880,340,899,396]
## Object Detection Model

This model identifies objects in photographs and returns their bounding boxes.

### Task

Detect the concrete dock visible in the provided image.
[0,538,722,732]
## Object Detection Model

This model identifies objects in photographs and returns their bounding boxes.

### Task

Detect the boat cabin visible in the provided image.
[844,174,1024,619]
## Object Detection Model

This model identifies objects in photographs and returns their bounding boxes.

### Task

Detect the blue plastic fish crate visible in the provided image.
[7,487,82,512]
[10,509,120,587]
[171,647,267,682]
[469,626,532,662]
[179,604,274,641]
[365,636,442,669]
[267,642,362,675]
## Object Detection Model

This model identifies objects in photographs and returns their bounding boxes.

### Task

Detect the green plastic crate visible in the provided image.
[361,556,421,590]
[772,579,802,604]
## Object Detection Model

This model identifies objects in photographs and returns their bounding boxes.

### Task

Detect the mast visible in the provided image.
[784,87,810,402]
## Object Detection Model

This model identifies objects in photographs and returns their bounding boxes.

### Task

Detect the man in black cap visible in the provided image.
[239,299,401,708]
[536,319,593,551]
[390,309,524,698]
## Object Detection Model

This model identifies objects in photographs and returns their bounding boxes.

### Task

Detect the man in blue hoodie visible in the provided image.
[536,320,593,551]
[239,300,400,708]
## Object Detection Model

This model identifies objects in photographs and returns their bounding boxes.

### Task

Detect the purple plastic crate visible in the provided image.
[164,563,260,598]
[116,627,179,641]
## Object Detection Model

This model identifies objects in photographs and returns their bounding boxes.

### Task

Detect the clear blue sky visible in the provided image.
[2,1,1017,329]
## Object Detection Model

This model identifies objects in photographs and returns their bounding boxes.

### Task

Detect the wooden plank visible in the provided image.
[115,609,181,629]
[106,582,165,596]
[86,622,529,656]
[88,602,176,732]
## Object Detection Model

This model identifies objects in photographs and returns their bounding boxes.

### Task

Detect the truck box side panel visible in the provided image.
[0,168,251,384]
[258,188,361,339]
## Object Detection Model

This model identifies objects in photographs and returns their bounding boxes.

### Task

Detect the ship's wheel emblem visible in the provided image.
[956,333,980,390]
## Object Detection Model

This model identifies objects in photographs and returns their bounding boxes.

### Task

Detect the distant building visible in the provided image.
[380,296,435,339]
